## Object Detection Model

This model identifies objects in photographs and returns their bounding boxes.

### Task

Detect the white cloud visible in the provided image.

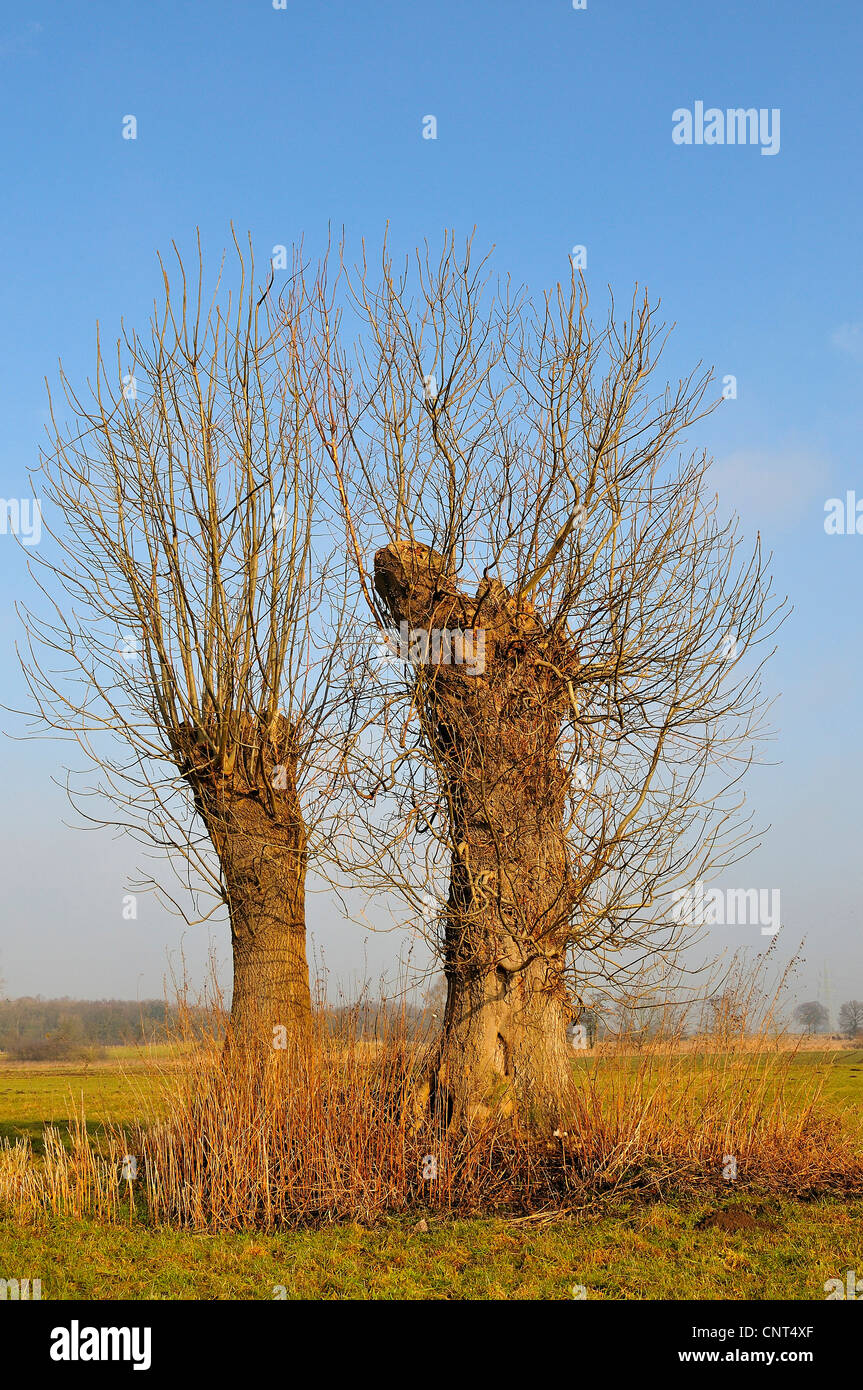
[831,323,863,362]
[708,448,829,528]
[0,22,42,58]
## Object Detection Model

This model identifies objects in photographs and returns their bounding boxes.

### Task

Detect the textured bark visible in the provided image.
[374,541,579,1120]
[176,715,312,1052]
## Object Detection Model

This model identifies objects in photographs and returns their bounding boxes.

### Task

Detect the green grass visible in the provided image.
[2,1046,860,1156]
[0,1060,167,1152]
[570,1047,863,1140]
[784,1048,863,1109]
[2,1198,861,1299]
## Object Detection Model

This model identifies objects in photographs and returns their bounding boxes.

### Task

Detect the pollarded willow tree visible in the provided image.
[17,236,364,1053]
[302,236,786,1121]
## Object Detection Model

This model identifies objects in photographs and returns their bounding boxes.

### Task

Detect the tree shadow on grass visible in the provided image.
[0,1117,114,1156]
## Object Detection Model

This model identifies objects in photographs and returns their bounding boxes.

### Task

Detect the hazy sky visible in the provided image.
[0,0,860,1018]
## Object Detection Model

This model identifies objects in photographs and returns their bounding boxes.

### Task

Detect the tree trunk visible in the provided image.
[176,715,313,1054]
[435,949,573,1124]
[221,797,312,1049]
[374,542,579,1122]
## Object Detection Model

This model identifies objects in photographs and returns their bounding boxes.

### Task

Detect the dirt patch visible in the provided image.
[697,1207,777,1234]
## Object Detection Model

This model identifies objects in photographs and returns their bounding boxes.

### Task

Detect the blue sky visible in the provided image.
[0,0,861,1015]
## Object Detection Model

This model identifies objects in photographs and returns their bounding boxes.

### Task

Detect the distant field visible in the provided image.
[0,1049,174,1152]
[3,1045,861,1150]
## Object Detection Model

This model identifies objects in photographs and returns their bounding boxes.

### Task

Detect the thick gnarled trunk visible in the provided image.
[433,792,573,1121]
[374,542,578,1121]
[435,952,573,1123]
[176,716,313,1054]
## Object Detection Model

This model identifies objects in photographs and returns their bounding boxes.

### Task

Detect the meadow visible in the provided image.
[1,1042,861,1300]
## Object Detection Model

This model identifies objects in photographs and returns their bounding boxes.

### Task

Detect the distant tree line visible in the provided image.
[794,1000,863,1038]
[0,996,439,1060]
[0,998,175,1060]
[3,989,858,1064]
[840,1000,863,1037]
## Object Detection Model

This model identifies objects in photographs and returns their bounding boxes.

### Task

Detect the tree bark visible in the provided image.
[176,715,312,1053]
[374,541,579,1122]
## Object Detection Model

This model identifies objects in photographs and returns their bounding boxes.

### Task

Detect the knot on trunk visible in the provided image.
[373,542,579,698]
[373,540,459,628]
[174,712,298,791]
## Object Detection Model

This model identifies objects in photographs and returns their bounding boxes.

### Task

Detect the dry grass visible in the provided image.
[566,1042,859,1197]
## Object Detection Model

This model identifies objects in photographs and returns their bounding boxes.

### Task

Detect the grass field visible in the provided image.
[0,1051,174,1152]
[2,1198,862,1300]
[1,1047,861,1300]
[3,1045,860,1143]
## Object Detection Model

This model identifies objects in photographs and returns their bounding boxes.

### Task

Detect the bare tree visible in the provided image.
[17,235,361,1052]
[838,1000,863,1038]
[795,1001,828,1035]
[302,235,785,1120]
